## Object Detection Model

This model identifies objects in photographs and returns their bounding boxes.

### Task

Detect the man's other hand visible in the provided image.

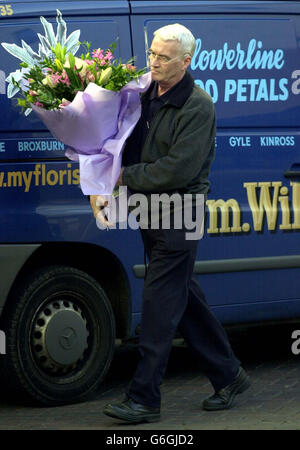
[89,195,114,228]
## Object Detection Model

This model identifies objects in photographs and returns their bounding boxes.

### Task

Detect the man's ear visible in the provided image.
[183,55,192,70]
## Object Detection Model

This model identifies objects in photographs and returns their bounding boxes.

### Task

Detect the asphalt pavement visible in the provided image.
[0,322,299,432]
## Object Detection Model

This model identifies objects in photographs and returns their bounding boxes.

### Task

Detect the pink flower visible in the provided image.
[92,48,104,60]
[86,71,95,82]
[35,99,44,108]
[105,51,113,61]
[60,70,71,86]
[29,89,38,96]
[42,72,63,88]
[126,64,137,72]
[50,73,62,86]
[59,98,71,108]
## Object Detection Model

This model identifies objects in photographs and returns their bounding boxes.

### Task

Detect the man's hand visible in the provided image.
[89,195,114,228]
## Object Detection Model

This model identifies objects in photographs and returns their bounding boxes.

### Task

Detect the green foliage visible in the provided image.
[11,36,146,112]
[52,42,66,63]
[2,9,81,112]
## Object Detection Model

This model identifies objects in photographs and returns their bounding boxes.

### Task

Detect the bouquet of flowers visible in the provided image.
[1,9,151,195]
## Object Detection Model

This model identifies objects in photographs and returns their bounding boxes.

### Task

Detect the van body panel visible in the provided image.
[129,3,300,323]
[0,0,299,331]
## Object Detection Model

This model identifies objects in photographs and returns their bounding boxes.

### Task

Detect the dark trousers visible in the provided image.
[126,223,240,408]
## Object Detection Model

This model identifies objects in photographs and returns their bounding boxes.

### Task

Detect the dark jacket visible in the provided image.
[122,71,216,195]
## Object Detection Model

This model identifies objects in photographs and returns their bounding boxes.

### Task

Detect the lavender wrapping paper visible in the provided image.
[31,71,152,195]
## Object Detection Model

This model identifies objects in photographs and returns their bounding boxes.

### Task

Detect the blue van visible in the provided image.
[0,0,299,405]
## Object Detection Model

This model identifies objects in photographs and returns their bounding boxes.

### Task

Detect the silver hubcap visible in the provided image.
[32,300,89,375]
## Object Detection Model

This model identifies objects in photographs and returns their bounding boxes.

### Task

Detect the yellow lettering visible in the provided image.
[46,170,59,186]
[206,198,242,233]
[279,186,292,230]
[7,171,22,187]
[291,182,300,229]
[67,163,72,184]
[72,169,80,184]
[6,5,13,16]
[42,164,46,186]
[244,181,281,231]
[0,5,12,16]
[22,171,32,193]
[59,169,67,185]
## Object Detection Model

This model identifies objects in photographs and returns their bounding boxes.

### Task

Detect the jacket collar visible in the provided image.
[141,71,194,108]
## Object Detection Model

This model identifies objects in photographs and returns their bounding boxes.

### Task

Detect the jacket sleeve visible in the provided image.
[122,99,216,193]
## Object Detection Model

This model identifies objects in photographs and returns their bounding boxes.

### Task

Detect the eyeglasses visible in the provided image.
[146,49,182,64]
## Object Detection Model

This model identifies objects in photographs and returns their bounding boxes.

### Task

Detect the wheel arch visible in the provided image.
[1,242,132,339]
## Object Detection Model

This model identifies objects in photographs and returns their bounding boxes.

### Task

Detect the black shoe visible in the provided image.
[103,397,160,423]
[203,367,251,411]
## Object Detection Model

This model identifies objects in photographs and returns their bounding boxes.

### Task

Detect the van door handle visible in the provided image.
[284,170,300,178]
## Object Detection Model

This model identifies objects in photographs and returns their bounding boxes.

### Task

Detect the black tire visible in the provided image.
[1,265,116,405]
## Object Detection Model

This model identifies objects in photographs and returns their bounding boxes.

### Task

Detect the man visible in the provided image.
[90,24,250,423]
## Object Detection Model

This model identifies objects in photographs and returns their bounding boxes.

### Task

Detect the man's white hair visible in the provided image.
[153,23,196,57]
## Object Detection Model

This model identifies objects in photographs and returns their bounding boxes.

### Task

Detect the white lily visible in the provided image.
[1,10,81,113]
[99,67,112,85]
[64,56,89,77]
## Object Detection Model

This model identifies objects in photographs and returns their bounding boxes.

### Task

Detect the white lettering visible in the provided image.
[260,136,295,147]
[0,330,6,355]
[291,330,300,355]
[0,70,5,95]
[224,78,288,102]
[106,434,141,447]
[17,140,65,152]
[191,38,285,72]
[291,70,300,94]
[229,136,251,147]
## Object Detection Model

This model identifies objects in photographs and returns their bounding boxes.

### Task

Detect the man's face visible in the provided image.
[149,37,191,85]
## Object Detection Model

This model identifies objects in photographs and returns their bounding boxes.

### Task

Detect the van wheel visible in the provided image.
[1,266,115,405]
